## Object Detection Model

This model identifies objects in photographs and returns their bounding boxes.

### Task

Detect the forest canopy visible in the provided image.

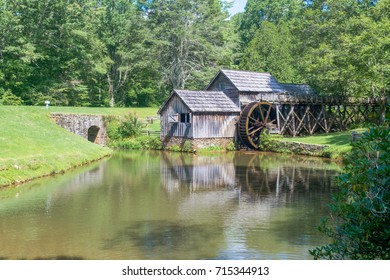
[0,0,389,107]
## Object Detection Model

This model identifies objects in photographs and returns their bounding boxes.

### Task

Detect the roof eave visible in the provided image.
[157,90,194,115]
[205,69,239,92]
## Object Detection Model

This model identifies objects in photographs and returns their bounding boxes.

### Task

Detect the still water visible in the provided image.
[0,151,340,260]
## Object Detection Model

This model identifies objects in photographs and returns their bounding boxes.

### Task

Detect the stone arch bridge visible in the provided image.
[50,113,107,145]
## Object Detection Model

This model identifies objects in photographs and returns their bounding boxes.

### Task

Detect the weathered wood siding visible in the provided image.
[192,114,238,138]
[160,95,193,138]
[207,74,240,106]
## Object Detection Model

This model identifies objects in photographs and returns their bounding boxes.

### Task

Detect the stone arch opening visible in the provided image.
[87,126,100,143]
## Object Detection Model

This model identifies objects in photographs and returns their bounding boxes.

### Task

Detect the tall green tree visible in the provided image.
[296,0,390,100]
[144,0,230,91]
[0,0,108,106]
[0,0,39,103]
[239,0,304,47]
[98,0,158,107]
[240,21,299,82]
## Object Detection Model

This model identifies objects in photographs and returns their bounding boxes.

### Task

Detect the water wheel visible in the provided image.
[238,101,274,149]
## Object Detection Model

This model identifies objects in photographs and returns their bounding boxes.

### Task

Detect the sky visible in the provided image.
[228,0,248,15]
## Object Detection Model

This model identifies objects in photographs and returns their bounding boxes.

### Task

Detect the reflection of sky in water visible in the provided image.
[0,151,338,260]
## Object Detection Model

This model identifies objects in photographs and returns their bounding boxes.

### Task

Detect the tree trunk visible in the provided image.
[107,74,115,107]
[379,97,387,125]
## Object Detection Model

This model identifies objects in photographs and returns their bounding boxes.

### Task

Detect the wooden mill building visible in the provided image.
[206,69,289,106]
[158,89,240,148]
[159,69,383,150]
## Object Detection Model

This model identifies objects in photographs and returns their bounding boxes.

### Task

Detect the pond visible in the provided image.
[0,151,340,260]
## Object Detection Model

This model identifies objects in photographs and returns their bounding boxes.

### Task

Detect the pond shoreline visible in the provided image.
[0,106,113,189]
[0,153,112,189]
[1,106,355,189]
[0,150,340,260]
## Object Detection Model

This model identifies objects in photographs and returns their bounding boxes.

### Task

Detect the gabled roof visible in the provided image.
[207,69,287,93]
[281,84,315,95]
[158,90,240,114]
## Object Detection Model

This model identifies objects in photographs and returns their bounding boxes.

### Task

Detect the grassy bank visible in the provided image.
[46,106,158,118]
[269,128,367,159]
[0,106,113,187]
[0,104,364,189]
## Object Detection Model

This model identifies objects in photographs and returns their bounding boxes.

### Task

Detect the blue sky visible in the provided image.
[228,0,248,15]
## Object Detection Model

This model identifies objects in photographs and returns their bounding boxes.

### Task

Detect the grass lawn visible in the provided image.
[0,105,364,187]
[0,105,160,187]
[46,106,159,118]
[47,105,161,131]
[0,106,113,187]
[0,106,159,186]
[281,128,367,158]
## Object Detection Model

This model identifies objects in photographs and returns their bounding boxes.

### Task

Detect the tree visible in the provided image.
[144,0,230,91]
[98,0,158,107]
[295,0,390,100]
[0,0,39,104]
[0,0,109,106]
[311,125,390,259]
[239,0,304,47]
[240,21,299,83]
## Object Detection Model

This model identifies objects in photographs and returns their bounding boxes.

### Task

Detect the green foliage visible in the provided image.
[105,113,144,141]
[258,130,285,151]
[225,141,237,151]
[1,0,389,107]
[241,21,299,82]
[198,145,225,153]
[0,90,23,105]
[295,0,390,98]
[239,0,303,46]
[166,140,194,153]
[117,114,144,139]
[0,106,111,187]
[110,136,163,150]
[145,0,230,91]
[310,125,390,259]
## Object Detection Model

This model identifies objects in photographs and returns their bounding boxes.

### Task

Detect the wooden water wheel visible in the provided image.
[238,101,274,149]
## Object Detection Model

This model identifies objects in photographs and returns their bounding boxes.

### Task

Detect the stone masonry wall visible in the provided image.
[268,140,329,156]
[162,136,233,150]
[50,113,107,145]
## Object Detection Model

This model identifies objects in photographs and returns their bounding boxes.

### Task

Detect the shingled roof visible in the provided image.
[281,84,315,95]
[208,69,287,93]
[158,90,240,114]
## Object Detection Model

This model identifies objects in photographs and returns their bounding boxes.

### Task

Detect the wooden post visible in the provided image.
[276,104,281,134]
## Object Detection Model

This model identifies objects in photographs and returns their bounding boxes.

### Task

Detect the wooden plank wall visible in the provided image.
[207,75,240,106]
[160,95,193,138]
[160,93,239,139]
[192,114,238,138]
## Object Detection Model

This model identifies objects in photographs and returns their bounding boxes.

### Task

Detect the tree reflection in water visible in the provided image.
[0,151,340,259]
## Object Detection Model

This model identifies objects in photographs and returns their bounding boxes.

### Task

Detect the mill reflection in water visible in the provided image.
[0,151,340,260]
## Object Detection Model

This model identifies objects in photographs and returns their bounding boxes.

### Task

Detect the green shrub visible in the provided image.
[226,141,237,151]
[166,140,194,153]
[104,113,144,141]
[258,130,285,152]
[310,125,390,259]
[1,90,23,105]
[118,113,143,138]
[138,136,163,150]
[110,136,162,150]
[198,146,221,152]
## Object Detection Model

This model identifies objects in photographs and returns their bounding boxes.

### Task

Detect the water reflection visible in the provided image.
[160,152,236,192]
[0,151,339,260]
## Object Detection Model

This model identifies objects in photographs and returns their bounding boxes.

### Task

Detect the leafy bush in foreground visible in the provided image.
[310,125,390,259]
[104,113,144,141]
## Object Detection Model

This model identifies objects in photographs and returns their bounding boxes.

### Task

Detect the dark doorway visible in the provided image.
[88,126,100,143]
